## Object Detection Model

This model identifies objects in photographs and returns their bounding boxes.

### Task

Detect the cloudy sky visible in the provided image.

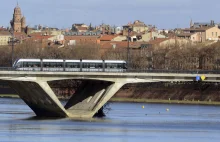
[0,0,219,29]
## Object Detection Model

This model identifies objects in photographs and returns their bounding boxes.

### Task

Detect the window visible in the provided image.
[82,63,102,68]
[216,32,218,37]
[66,62,80,68]
[105,63,122,69]
[212,32,214,36]
[23,62,41,68]
[43,62,63,68]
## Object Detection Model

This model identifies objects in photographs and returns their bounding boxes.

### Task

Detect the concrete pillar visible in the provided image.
[6,80,125,118]
[65,80,125,118]
[7,81,68,117]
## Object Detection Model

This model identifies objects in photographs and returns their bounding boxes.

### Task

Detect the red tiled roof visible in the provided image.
[14,32,28,40]
[99,35,118,41]
[177,33,194,37]
[29,32,44,36]
[0,27,7,31]
[183,27,212,32]
[65,36,99,41]
[0,31,11,35]
[101,41,145,49]
[148,38,170,45]
[30,35,53,40]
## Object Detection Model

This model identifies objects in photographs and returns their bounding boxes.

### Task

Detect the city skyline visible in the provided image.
[0,0,220,29]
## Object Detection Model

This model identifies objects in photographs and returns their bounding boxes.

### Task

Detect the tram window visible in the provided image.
[23,62,40,68]
[23,62,28,67]
[82,63,89,68]
[83,63,102,68]
[90,63,95,68]
[117,64,123,68]
[15,62,22,68]
[43,62,50,67]
[66,62,80,68]
[43,62,63,68]
[105,63,118,68]
[56,63,63,68]
[50,62,57,68]
[96,63,102,68]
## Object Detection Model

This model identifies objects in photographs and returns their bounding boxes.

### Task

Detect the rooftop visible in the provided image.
[148,38,170,45]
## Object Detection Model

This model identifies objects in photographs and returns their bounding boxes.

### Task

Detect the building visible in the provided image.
[178,26,220,42]
[64,36,99,46]
[10,4,26,33]
[0,26,7,31]
[72,24,88,32]
[0,31,12,46]
[123,20,148,36]
[148,38,190,47]
[138,31,166,42]
[191,20,219,28]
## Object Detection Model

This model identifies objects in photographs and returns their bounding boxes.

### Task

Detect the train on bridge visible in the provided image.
[13,59,127,72]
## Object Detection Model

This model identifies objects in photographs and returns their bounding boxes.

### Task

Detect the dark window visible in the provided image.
[82,63,102,68]
[43,62,63,68]
[105,63,122,69]
[66,62,80,68]
[23,62,41,67]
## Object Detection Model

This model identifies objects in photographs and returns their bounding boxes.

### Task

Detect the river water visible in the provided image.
[0,98,220,142]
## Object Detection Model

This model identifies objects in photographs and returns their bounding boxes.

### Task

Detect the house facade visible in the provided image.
[0,31,12,46]
[123,20,148,36]
[178,26,220,42]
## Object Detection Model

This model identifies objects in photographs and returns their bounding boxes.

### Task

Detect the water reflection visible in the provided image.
[0,98,220,142]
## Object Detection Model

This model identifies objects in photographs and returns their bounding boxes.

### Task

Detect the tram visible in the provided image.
[13,59,127,72]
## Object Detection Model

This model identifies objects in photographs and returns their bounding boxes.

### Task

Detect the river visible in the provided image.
[0,98,220,142]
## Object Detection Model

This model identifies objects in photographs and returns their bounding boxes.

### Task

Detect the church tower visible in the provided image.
[21,16,26,29]
[10,3,26,33]
[190,19,194,28]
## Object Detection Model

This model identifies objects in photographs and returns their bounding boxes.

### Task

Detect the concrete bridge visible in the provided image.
[0,70,220,118]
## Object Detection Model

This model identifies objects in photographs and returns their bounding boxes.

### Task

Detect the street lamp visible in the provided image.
[9,28,14,67]
[127,28,132,71]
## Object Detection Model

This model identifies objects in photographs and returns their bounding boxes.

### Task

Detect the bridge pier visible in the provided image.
[7,80,125,118]
[8,81,68,117]
[65,80,125,118]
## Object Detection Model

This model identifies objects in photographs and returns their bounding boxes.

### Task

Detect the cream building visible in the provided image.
[0,31,12,46]
[178,26,220,42]
[123,20,148,36]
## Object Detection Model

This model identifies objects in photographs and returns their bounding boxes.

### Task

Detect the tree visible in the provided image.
[88,23,94,31]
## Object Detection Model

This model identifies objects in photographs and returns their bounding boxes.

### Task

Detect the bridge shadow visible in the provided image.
[21,116,111,123]
[22,116,65,121]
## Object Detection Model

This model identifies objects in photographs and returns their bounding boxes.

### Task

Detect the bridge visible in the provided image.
[0,70,220,118]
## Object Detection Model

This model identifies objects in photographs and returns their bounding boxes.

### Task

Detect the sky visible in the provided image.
[0,0,220,29]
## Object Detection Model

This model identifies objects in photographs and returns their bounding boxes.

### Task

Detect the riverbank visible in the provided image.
[1,94,220,106]
[110,98,220,106]
[0,94,19,98]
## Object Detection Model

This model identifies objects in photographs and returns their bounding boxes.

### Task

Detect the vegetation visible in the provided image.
[1,41,220,71]
[1,41,220,101]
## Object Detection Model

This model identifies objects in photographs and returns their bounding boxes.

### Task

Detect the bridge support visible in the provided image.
[8,81,68,117]
[7,80,125,118]
[65,80,125,118]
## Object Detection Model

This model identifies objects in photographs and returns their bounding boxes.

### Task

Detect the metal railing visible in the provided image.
[0,67,15,71]
[0,67,219,74]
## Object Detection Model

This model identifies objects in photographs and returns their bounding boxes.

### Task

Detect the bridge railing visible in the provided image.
[0,67,15,71]
[0,67,219,74]
[127,69,220,74]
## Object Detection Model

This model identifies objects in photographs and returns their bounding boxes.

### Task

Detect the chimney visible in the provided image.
[211,20,215,26]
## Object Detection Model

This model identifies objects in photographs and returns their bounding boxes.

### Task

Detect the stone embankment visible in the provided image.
[113,82,220,103]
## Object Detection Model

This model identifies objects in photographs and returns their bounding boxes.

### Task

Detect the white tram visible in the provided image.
[13,59,127,72]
